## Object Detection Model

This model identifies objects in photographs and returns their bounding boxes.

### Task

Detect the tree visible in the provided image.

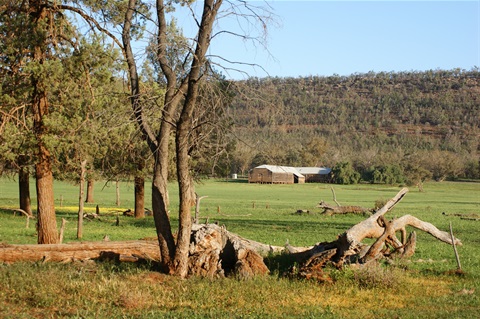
[332,162,360,185]
[120,0,272,276]
[0,1,73,243]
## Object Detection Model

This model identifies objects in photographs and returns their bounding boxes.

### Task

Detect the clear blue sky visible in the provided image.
[204,0,480,79]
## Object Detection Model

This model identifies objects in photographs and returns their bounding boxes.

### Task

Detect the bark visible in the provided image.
[18,164,32,217]
[293,188,463,280]
[317,201,373,215]
[31,1,58,244]
[122,0,180,273]
[85,179,94,203]
[0,225,273,279]
[172,0,223,278]
[0,240,160,264]
[134,175,145,218]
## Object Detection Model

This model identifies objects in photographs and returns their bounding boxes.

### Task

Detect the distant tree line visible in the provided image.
[224,69,479,185]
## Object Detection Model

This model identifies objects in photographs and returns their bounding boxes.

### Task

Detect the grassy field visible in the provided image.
[0,177,479,318]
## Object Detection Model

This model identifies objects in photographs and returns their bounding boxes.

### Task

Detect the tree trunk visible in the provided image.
[134,175,145,218]
[0,225,272,279]
[122,0,178,273]
[30,0,58,245]
[35,146,58,244]
[115,179,120,206]
[77,160,87,239]
[173,128,195,277]
[85,178,94,203]
[18,165,32,217]
[171,0,223,278]
[0,240,160,263]
[152,160,176,271]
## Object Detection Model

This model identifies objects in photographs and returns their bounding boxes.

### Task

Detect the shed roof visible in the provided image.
[255,165,304,178]
[296,167,332,175]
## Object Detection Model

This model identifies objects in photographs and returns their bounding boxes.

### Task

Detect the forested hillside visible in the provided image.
[226,69,479,184]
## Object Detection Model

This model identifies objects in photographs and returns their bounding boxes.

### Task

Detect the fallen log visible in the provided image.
[317,201,373,216]
[317,187,374,216]
[0,240,161,264]
[0,188,463,281]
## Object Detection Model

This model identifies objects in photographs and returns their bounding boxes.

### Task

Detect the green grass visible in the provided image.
[0,177,479,318]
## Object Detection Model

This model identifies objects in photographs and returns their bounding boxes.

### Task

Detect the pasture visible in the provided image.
[0,178,479,318]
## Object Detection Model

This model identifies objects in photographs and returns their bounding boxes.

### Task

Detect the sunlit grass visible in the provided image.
[0,178,479,318]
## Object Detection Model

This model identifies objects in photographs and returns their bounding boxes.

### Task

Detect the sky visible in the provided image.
[200,0,480,79]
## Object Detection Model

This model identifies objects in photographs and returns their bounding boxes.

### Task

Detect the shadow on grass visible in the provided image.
[264,252,298,276]
[214,178,249,183]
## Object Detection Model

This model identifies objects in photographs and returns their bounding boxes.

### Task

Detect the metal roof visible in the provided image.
[296,167,332,175]
[255,165,304,177]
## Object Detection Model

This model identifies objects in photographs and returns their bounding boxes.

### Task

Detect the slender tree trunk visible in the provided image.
[134,175,145,219]
[85,178,94,203]
[77,160,87,239]
[18,165,32,217]
[174,127,195,277]
[152,157,176,272]
[115,178,120,206]
[122,0,178,272]
[31,2,58,244]
[172,0,222,277]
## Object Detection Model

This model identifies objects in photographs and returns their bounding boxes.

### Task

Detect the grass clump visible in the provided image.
[352,263,404,290]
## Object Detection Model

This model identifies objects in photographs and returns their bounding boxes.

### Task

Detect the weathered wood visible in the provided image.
[59,218,67,244]
[187,224,282,278]
[293,187,463,280]
[0,240,161,263]
[194,193,208,223]
[450,222,462,271]
[317,201,373,216]
[12,208,35,229]
[361,216,395,263]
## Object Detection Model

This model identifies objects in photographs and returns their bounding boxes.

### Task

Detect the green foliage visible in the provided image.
[363,164,405,185]
[227,69,479,182]
[332,161,360,184]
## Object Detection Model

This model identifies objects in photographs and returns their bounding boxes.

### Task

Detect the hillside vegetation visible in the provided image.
[226,69,479,184]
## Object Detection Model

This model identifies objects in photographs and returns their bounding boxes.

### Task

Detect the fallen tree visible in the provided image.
[317,201,373,216]
[0,188,462,280]
[317,187,374,216]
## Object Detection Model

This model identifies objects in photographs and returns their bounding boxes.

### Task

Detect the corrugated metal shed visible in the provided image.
[256,165,305,178]
[248,165,332,184]
[248,165,305,184]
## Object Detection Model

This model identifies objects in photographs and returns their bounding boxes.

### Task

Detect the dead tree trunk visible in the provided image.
[317,187,374,215]
[296,188,462,279]
[317,201,374,215]
[0,240,161,264]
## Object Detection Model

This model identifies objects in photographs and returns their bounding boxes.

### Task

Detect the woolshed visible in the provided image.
[296,167,332,183]
[248,165,305,184]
